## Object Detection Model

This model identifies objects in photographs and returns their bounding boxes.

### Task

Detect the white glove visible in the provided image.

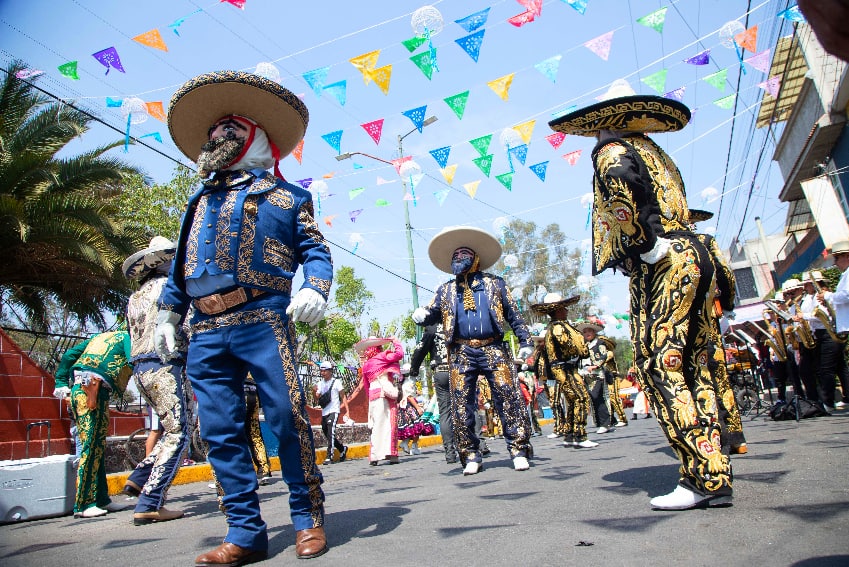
[286,288,327,326]
[412,307,429,324]
[639,237,672,264]
[517,346,534,360]
[53,387,71,399]
[725,309,736,321]
[155,310,182,362]
[484,402,491,410]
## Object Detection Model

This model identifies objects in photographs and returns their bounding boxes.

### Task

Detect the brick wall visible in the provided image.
[0,329,144,461]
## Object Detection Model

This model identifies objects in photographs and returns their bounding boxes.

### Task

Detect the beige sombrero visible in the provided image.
[575,318,605,333]
[428,226,502,274]
[548,79,690,137]
[830,240,849,256]
[122,236,176,280]
[353,336,392,353]
[168,70,309,162]
[781,278,802,292]
[530,292,581,315]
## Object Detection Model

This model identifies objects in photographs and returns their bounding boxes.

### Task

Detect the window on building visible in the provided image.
[733,268,759,300]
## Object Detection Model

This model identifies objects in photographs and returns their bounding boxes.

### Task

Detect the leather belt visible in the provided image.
[194,287,265,315]
[454,337,497,348]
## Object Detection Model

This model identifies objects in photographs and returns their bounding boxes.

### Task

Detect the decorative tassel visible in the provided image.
[462,274,476,311]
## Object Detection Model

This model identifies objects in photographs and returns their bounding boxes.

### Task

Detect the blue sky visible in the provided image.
[0,0,797,335]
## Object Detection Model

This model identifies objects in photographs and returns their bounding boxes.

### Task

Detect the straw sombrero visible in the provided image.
[530,292,580,315]
[168,70,309,162]
[830,240,849,256]
[427,226,502,274]
[781,278,802,292]
[688,209,714,224]
[122,236,176,280]
[575,318,605,333]
[353,336,392,353]
[548,79,690,137]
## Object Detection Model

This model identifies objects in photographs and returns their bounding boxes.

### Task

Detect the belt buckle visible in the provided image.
[223,287,247,310]
[470,338,483,347]
[198,294,227,315]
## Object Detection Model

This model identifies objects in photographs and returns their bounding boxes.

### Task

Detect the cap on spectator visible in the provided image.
[319,361,333,370]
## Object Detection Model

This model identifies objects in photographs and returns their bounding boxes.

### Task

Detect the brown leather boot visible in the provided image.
[133,507,184,525]
[295,526,328,559]
[194,542,267,566]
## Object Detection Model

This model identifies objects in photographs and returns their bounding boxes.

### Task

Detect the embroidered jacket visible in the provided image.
[417,271,531,348]
[127,275,188,361]
[54,331,132,393]
[590,133,691,274]
[544,320,588,366]
[159,170,333,319]
[408,325,448,376]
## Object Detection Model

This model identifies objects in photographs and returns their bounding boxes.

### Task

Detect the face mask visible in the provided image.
[452,256,474,275]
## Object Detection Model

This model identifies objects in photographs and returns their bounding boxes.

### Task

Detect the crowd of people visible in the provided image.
[45,60,849,565]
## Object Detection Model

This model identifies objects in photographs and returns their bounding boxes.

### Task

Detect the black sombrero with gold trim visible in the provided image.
[530,292,581,315]
[548,80,690,137]
[168,71,309,162]
[688,209,714,223]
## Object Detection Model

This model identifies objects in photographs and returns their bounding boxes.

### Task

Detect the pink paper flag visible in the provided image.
[15,68,44,80]
[517,0,543,16]
[584,31,614,61]
[744,49,771,74]
[221,0,246,8]
[562,149,582,166]
[508,10,537,27]
[390,156,412,175]
[758,76,781,98]
[546,132,566,149]
[376,176,396,185]
[361,119,384,145]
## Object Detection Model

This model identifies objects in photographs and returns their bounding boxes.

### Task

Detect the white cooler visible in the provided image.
[0,454,75,523]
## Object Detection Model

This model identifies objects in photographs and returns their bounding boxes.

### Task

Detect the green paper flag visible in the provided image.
[444,91,470,120]
[713,94,736,109]
[640,69,668,94]
[375,199,391,207]
[410,51,435,80]
[636,7,667,33]
[469,134,492,157]
[402,36,427,53]
[495,172,514,191]
[58,61,79,80]
[472,154,493,177]
[349,187,366,199]
[703,69,728,92]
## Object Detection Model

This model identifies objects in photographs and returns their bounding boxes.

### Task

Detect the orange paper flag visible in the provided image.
[145,101,166,122]
[291,140,304,164]
[133,29,168,52]
[734,25,758,53]
[487,73,515,101]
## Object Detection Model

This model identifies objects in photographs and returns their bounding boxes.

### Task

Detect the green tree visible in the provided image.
[115,166,197,240]
[0,60,142,329]
[332,265,374,337]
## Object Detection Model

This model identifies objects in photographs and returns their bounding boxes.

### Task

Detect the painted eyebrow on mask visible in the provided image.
[207,118,249,137]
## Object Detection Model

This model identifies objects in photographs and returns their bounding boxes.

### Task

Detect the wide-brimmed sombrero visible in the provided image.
[548,79,690,137]
[353,336,392,353]
[168,70,309,162]
[575,318,605,333]
[428,226,502,274]
[781,278,802,292]
[688,209,714,224]
[530,292,580,315]
[122,236,176,280]
[830,240,849,256]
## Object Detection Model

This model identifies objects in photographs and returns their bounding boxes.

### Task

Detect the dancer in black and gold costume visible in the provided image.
[549,79,732,510]
[599,335,628,427]
[577,318,614,433]
[533,333,567,438]
[532,294,597,448]
[413,226,534,475]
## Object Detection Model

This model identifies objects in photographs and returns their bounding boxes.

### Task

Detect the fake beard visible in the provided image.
[452,256,474,275]
[196,134,246,178]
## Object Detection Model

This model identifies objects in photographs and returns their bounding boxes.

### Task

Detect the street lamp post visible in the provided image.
[336,116,438,328]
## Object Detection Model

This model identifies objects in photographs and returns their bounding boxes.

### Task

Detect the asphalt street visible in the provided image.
[2,409,848,567]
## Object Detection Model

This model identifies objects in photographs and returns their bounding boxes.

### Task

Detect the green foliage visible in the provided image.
[115,166,197,241]
[0,60,143,329]
[332,265,373,336]
[612,337,634,376]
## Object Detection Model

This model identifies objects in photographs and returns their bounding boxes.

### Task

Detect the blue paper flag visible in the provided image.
[455,8,490,33]
[455,30,485,62]
[106,97,123,107]
[321,131,343,153]
[534,55,562,83]
[139,132,163,143]
[563,0,588,15]
[509,144,528,166]
[684,50,711,65]
[295,178,313,189]
[302,67,330,97]
[402,105,428,132]
[429,146,451,168]
[92,46,125,75]
[434,189,450,206]
[777,6,805,23]
[664,86,686,101]
[323,80,347,106]
[529,161,549,182]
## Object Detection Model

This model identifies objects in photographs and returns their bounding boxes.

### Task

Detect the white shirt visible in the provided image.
[829,266,849,333]
[799,293,826,330]
[316,377,343,416]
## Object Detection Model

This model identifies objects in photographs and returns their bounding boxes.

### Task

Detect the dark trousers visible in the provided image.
[798,344,819,400]
[585,376,611,428]
[320,412,344,458]
[815,330,849,406]
[433,370,455,458]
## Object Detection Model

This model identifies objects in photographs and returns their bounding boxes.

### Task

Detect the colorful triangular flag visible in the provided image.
[640,69,668,94]
[513,120,536,144]
[703,69,728,91]
[758,76,781,98]
[463,180,480,199]
[434,189,450,206]
[487,73,515,101]
[744,49,771,74]
[321,130,343,153]
[777,6,805,23]
[636,7,667,34]
[495,172,514,190]
[371,64,392,95]
[469,134,493,157]
[455,8,490,33]
[133,29,168,51]
[58,61,80,80]
[291,140,304,164]
[92,47,125,75]
[350,51,380,84]
[563,150,583,166]
[145,101,166,122]
[472,154,494,177]
[529,161,548,182]
[349,187,366,199]
[508,145,528,166]
[441,164,458,185]
[508,10,538,27]
[565,0,588,14]
[401,37,427,53]
[534,55,561,83]
[349,209,363,222]
[323,80,347,106]
[375,199,391,207]
[402,105,428,132]
[545,132,566,149]
[361,119,383,145]
[410,51,436,80]
[664,86,686,101]
[684,50,711,65]
[585,31,614,61]
[302,67,330,97]
[429,146,451,168]
[455,29,486,62]
[106,97,123,107]
[444,91,470,119]
[734,25,758,53]
[713,94,736,109]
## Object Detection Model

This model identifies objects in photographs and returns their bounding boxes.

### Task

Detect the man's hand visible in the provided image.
[517,346,534,360]
[52,386,71,399]
[154,310,182,362]
[286,288,327,326]
[412,307,428,324]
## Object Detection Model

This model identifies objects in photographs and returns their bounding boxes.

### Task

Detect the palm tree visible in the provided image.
[0,60,143,329]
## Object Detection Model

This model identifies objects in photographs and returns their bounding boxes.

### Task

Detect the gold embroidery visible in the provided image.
[307,276,331,296]
[263,237,294,271]
[184,196,208,276]
[215,192,238,271]
[236,203,294,294]
[267,189,294,210]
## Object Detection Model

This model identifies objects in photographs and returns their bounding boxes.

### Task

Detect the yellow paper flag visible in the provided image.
[371,64,392,95]
[441,164,458,185]
[463,180,481,199]
[133,29,168,52]
[350,50,381,84]
[487,73,515,101]
[145,101,166,122]
[512,120,536,144]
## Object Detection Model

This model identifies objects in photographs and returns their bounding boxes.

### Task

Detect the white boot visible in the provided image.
[513,456,530,471]
[650,485,733,510]
[575,440,599,448]
[411,440,421,455]
[463,461,481,475]
[75,506,108,518]
[401,440,411,455]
